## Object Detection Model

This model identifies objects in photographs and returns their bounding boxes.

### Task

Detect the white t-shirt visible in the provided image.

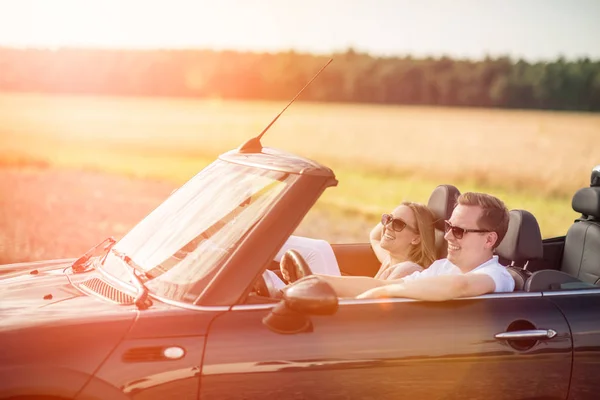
[401,256,515,293]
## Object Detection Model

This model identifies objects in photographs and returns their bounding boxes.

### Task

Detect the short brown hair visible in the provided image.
[457,192,509,249]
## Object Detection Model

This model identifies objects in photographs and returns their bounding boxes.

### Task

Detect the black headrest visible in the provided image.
[427,184,460,258]
[496,209,543,262]
[427,184,460,230]
[572,187,600,218]
[591,165,600,187]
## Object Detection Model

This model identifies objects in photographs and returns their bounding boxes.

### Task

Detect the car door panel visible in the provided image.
[91,336,203,400]
[85,307,221,400]
[200,295,572,400]
[544,290,600,400]
[330,243,380,277]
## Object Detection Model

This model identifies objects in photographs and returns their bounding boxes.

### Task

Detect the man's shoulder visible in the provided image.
[469,256,515,292]
[474,256,508,272]
[428,258,447,268]
[469,257,511,277]
[428,258,453,271]
[420,258,461,277]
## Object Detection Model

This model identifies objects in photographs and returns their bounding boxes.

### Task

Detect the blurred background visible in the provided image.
[1,0,599,263]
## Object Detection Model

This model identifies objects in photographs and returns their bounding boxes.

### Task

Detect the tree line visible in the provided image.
[1,47,599,111]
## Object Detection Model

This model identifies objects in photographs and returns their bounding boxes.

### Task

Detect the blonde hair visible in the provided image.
[402,201,437,268]
[457,192,509,249]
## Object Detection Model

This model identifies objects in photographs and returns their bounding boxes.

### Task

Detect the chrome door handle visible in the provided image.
[495,329,557,340]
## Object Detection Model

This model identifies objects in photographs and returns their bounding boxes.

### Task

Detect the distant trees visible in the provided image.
[0,47,598,111]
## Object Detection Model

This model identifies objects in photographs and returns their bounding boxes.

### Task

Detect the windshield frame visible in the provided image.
[96,147,337,307]
[195,169,337,306]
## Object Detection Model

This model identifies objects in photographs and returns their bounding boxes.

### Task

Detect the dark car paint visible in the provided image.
[0,262,138,399]
[0,148,598,399]
[0,148,339,399]
[89,335,205,399]
[544,291,600,400]
[200,295,572,400]
[0,257,76,277]
[0,261,226,400]
[80,304,229,399]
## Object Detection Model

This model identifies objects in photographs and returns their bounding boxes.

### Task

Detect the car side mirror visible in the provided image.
[283,276,339,316]
[262,276,338,335]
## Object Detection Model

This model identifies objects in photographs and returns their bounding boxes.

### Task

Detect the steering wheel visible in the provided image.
[252,272,281,299]
[280,249,314,284]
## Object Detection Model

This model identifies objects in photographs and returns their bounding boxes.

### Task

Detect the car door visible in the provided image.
[542,289,600,400]
[200,293,572,400]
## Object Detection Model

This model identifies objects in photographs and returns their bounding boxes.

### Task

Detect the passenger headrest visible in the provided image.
[591,165,600,187]
[572,187,600,218]
[427,184,460,258]
[427,184,460,229]
[496,209,543,263]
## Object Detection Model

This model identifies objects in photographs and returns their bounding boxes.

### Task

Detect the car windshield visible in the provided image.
[98,159,297,303]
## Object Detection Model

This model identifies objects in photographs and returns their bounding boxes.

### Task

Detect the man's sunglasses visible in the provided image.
[381,214,418,233]
[444,220,491,239]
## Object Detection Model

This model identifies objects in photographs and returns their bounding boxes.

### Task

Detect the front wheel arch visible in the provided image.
[0,366,126,400]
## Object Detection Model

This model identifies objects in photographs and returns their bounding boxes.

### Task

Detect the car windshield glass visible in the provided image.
[98,159,297,303]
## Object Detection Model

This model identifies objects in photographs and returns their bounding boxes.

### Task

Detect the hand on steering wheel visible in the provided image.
[280,249,314,284]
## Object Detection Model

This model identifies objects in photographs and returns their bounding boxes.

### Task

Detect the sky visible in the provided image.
[0,0,598,61]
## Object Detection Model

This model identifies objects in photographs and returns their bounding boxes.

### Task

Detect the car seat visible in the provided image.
[524,167,600,292]
[495,209,543,291]
[559,185,600,283]
[427,184,460,259]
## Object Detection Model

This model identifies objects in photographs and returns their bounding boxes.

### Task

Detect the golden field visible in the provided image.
[1,92,599,241]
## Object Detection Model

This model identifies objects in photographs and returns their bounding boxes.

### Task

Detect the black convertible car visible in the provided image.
[1,132,599,399]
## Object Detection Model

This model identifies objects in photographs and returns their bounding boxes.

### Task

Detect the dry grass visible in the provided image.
[0,92,598,250]
[0,167,375,264]
[2,92,598,197]
[0,168,175,264]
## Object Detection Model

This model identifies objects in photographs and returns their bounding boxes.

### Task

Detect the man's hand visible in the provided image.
[356,287,386,299]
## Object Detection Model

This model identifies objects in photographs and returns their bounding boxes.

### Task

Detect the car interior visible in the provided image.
[330,167,600,293]
[329,183,461,278]
[263,167,600,296]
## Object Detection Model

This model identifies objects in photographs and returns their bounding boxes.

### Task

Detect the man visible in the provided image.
[355,192,514,300]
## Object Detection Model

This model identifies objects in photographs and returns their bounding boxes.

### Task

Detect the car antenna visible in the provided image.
[238,58,333,154]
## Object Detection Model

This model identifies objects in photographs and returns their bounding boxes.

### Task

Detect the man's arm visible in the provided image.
[356,273,496,301]
[315,274,394,298]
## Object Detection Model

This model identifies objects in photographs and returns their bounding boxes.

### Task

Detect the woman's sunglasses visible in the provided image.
[444,220,491,239]
[381,214,418,233]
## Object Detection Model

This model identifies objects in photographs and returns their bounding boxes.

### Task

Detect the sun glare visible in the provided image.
[8,0,124,48]
[1,1,598,61]
[1,0,300,51]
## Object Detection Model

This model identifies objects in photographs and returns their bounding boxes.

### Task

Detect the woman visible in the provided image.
[264,201,437,294]
[370,201,437,280]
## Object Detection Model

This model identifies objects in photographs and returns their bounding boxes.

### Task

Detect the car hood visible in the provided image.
[0,259,138,332]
